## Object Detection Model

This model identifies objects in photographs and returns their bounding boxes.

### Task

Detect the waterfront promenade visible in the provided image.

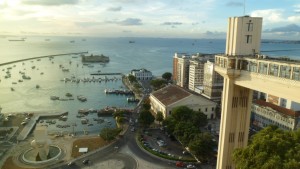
[16,111,68,141]
[0,51,88,66]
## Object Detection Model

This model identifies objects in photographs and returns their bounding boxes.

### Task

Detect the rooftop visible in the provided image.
[253,100,300,117]
[151,84,191,106]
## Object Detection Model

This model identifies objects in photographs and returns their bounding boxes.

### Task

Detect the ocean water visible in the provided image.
[0,36,299,134]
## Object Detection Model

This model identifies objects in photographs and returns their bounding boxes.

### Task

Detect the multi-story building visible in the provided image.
[202,61,224,102]
[188,54,215,91]
[173,53,190,88]
[130,68,153,80]
[251,99,300,131]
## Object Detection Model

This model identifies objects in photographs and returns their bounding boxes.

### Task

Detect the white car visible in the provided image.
[187,164,196,168]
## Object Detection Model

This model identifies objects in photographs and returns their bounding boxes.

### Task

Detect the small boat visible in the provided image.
[36,85,40,89]
[50,96,60,100]
[129,41,135,43]
[12,82,17,84]
[66,93,73,97]
[11,87,14,91]
[70,40,75,43]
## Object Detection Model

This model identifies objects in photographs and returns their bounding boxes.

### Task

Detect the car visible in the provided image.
[187,164,196,168]
[67,161,74,166]
[176,161,184,167]
[131,127,135,132]
[82,159,90,165]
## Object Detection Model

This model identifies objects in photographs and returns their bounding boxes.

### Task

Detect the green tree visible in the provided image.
[128,74,136,83]
[162,72,172,81]
[150,79,167,90]
[100,128,122,141]
[189,132,216,162]
[138,110,155,127]
[192,111,208,128]
[233,126,300,169]
[171,106,193,121]
[142,102,151,111]
[155,111,164,125]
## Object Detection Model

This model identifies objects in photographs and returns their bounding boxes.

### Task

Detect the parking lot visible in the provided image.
[139,128,194,161]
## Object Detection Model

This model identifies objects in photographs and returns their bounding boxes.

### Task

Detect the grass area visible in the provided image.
[71,137,111,158]
[2,157,37,169]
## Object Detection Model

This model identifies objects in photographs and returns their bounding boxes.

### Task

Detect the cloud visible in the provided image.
[288,16,300,22]
[264,24,300,33]
[122,30,132,33]
[251,9,284,23]
[161,22,183,26]
[23,0,79,6]
[107,6,122,12]
[202,31,226,38]
[226,1,243,7]
[294,4,300,13]
[109,18,142,26]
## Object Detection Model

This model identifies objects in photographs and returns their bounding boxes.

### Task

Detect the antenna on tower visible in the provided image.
[243,0,246,15]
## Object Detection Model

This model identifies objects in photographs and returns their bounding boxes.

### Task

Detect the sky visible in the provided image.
[0,0,299,39]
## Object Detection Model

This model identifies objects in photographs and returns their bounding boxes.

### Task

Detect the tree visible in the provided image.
[100,128,122,141]
[138,110,155,127]
[233,126,300,169]
[142,102,151,111]
[162,72,172,81]
[128,74,136,83]
[171,106,193,121]
[189,132,216,162]
[192,111,208,128]
[156,111,164,125]
[150,79,167,90]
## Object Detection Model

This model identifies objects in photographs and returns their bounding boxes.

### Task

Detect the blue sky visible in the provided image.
[0,0,299,39]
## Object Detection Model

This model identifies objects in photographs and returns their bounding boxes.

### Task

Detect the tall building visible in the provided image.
[202,61,224,102]
[188,54,214,91]
[216,16,263,169]
[225,16,262,56]
[173,53,190,88]
[215,15,300,169]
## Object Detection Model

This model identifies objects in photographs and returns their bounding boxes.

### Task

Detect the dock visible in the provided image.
[17,111,68,141]
[90,73,123,75]
[0,51,88,67]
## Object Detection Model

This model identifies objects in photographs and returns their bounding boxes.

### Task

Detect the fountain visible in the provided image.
[21,125,62,165]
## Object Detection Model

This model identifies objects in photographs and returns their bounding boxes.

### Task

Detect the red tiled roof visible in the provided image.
[253,100,300,117]
[151,85,191,106]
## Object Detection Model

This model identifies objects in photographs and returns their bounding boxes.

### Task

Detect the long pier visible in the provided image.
[0,51,88,67]
[90,73,123,75]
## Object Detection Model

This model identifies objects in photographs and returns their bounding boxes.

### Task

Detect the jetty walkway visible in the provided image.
[17,111,68,141]
[0,51,88,66]
[90,73,123,75]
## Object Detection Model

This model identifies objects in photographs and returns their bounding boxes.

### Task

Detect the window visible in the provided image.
[212,107,214,111]
[246,35,252,44]
[205,108,208,112]
[293,67,300,81]
[247,23,253,31]
[258,62,268,74]
[280,65,291,78]
[269,64,279,76]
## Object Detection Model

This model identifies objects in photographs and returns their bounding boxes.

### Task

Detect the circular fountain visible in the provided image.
[20,125,63,165]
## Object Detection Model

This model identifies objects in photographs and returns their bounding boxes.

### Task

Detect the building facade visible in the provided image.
[202,61,224,102]
[149,84,217,119]
[251,100,300,131]
[131,68,153,80]
[174,53,190,88]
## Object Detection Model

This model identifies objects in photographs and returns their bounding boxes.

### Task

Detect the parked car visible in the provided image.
[82,159,90,165]
[187,164,196,168]
[131,127,135,132]
[176,161,184,167]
